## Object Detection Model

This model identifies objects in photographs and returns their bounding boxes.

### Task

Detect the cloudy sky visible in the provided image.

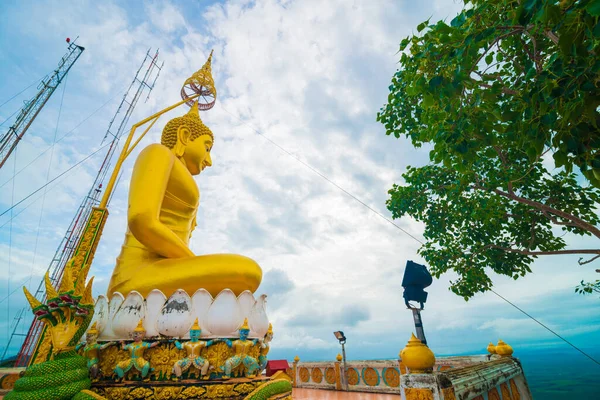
[0,0,599,364]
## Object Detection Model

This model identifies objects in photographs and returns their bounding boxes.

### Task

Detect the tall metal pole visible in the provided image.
[0,39,84,170]
[411,308,428,346]
[341,342,349,391]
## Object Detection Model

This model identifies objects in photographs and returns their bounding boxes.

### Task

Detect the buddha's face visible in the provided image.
[190,329,201,341]
[239,329,250,340]
[180,129,213,175]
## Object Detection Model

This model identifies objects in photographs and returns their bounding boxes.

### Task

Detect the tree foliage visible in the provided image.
[377,0,600,299]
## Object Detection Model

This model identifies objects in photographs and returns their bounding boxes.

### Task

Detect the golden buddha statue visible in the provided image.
[106,54,262,298]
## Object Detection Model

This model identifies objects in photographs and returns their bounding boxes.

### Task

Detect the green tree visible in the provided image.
[377,0,600,299]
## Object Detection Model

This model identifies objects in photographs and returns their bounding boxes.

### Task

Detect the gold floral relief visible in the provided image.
[203,341,234,373]
[233,382,257,395]
[148,343,185,379]
[299,367,309,382]
[205,383,235,398]
[346,368,359,386]
[325,367,336,384]
[99,344,128,377]
[153,386,183,400]
[0,373,19,389]
[179,386,206,399]
[383,368,400,387]
[102,387,131,399]
[127,387,153,400]
[311,367,323,383]
[362,367,379,386]
[404,388,434,400]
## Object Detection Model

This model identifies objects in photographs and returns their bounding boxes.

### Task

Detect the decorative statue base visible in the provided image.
[82,324,291,399]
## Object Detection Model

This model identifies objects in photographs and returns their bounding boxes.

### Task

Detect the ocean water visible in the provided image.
[516,348,600,399]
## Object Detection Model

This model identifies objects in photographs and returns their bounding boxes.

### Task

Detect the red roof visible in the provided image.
[267,360,290,370]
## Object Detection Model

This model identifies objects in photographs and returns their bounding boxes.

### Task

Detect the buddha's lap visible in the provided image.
[108,253,262,298]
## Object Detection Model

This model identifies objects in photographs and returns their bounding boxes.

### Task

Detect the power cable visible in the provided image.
[0,85,126,191]
[0,141,111,219]
[490,289,600,366]
[0,77,42,110]
[220,104,600,366]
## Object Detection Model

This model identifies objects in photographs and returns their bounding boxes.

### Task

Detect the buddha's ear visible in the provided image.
[177,126,191,146]
[175,126,191,157]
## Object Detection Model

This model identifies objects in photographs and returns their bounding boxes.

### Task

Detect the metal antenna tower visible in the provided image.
[3,49,163,367]
[0,38,84,170]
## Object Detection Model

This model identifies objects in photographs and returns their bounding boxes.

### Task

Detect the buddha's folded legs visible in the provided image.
[107,253,263,298]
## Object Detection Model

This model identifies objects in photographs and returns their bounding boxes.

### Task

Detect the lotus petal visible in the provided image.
[157,289,193,338]
[89,295,108,336]
[249,294,269,338]
[207,289,242,337]
[101,292,125,340]
[191,289,213,338]
[144,289,166,338]
[112,291,145,339]
[237,290,255,320]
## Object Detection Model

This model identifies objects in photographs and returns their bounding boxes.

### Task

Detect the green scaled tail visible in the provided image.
[5,351,92,400]
[244,379,292,400]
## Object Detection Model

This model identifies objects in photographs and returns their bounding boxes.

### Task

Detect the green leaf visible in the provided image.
[417,21,427,32]
[586,0,600,17]
[429,76,444,89]
[523,0,537,12]
[485,54,493,64]
[451,12,466,27]
[422,94,435,109]
[399,38,410,51]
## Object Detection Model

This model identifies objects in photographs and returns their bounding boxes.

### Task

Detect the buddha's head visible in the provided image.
[161,103,214,176]
[189,318,201,341]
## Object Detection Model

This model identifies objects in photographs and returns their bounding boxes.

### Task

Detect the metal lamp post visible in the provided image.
[401,260,433,346]
[333,331,349,391]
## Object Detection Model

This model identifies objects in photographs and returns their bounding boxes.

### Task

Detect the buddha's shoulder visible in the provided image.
[138,143,174,159]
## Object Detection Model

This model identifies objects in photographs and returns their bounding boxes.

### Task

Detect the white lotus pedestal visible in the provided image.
[90,288,270,340]
[83,288,292,399]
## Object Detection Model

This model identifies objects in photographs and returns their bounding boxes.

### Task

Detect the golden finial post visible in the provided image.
[495,339,514,357]
[400,333,435,374]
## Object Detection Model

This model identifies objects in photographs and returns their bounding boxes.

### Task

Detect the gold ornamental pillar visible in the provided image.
[292,355,299,388]
[334,353,343,391]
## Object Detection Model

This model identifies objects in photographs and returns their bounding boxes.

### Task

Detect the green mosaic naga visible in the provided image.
[6,263,106,400]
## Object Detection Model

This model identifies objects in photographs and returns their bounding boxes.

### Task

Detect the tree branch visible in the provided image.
[544,30,559,45]
[578,254,600,265]
[486,245,600,257]
[473,185,600,239]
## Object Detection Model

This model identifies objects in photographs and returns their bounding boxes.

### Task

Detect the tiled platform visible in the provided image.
[293,388,399,399]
